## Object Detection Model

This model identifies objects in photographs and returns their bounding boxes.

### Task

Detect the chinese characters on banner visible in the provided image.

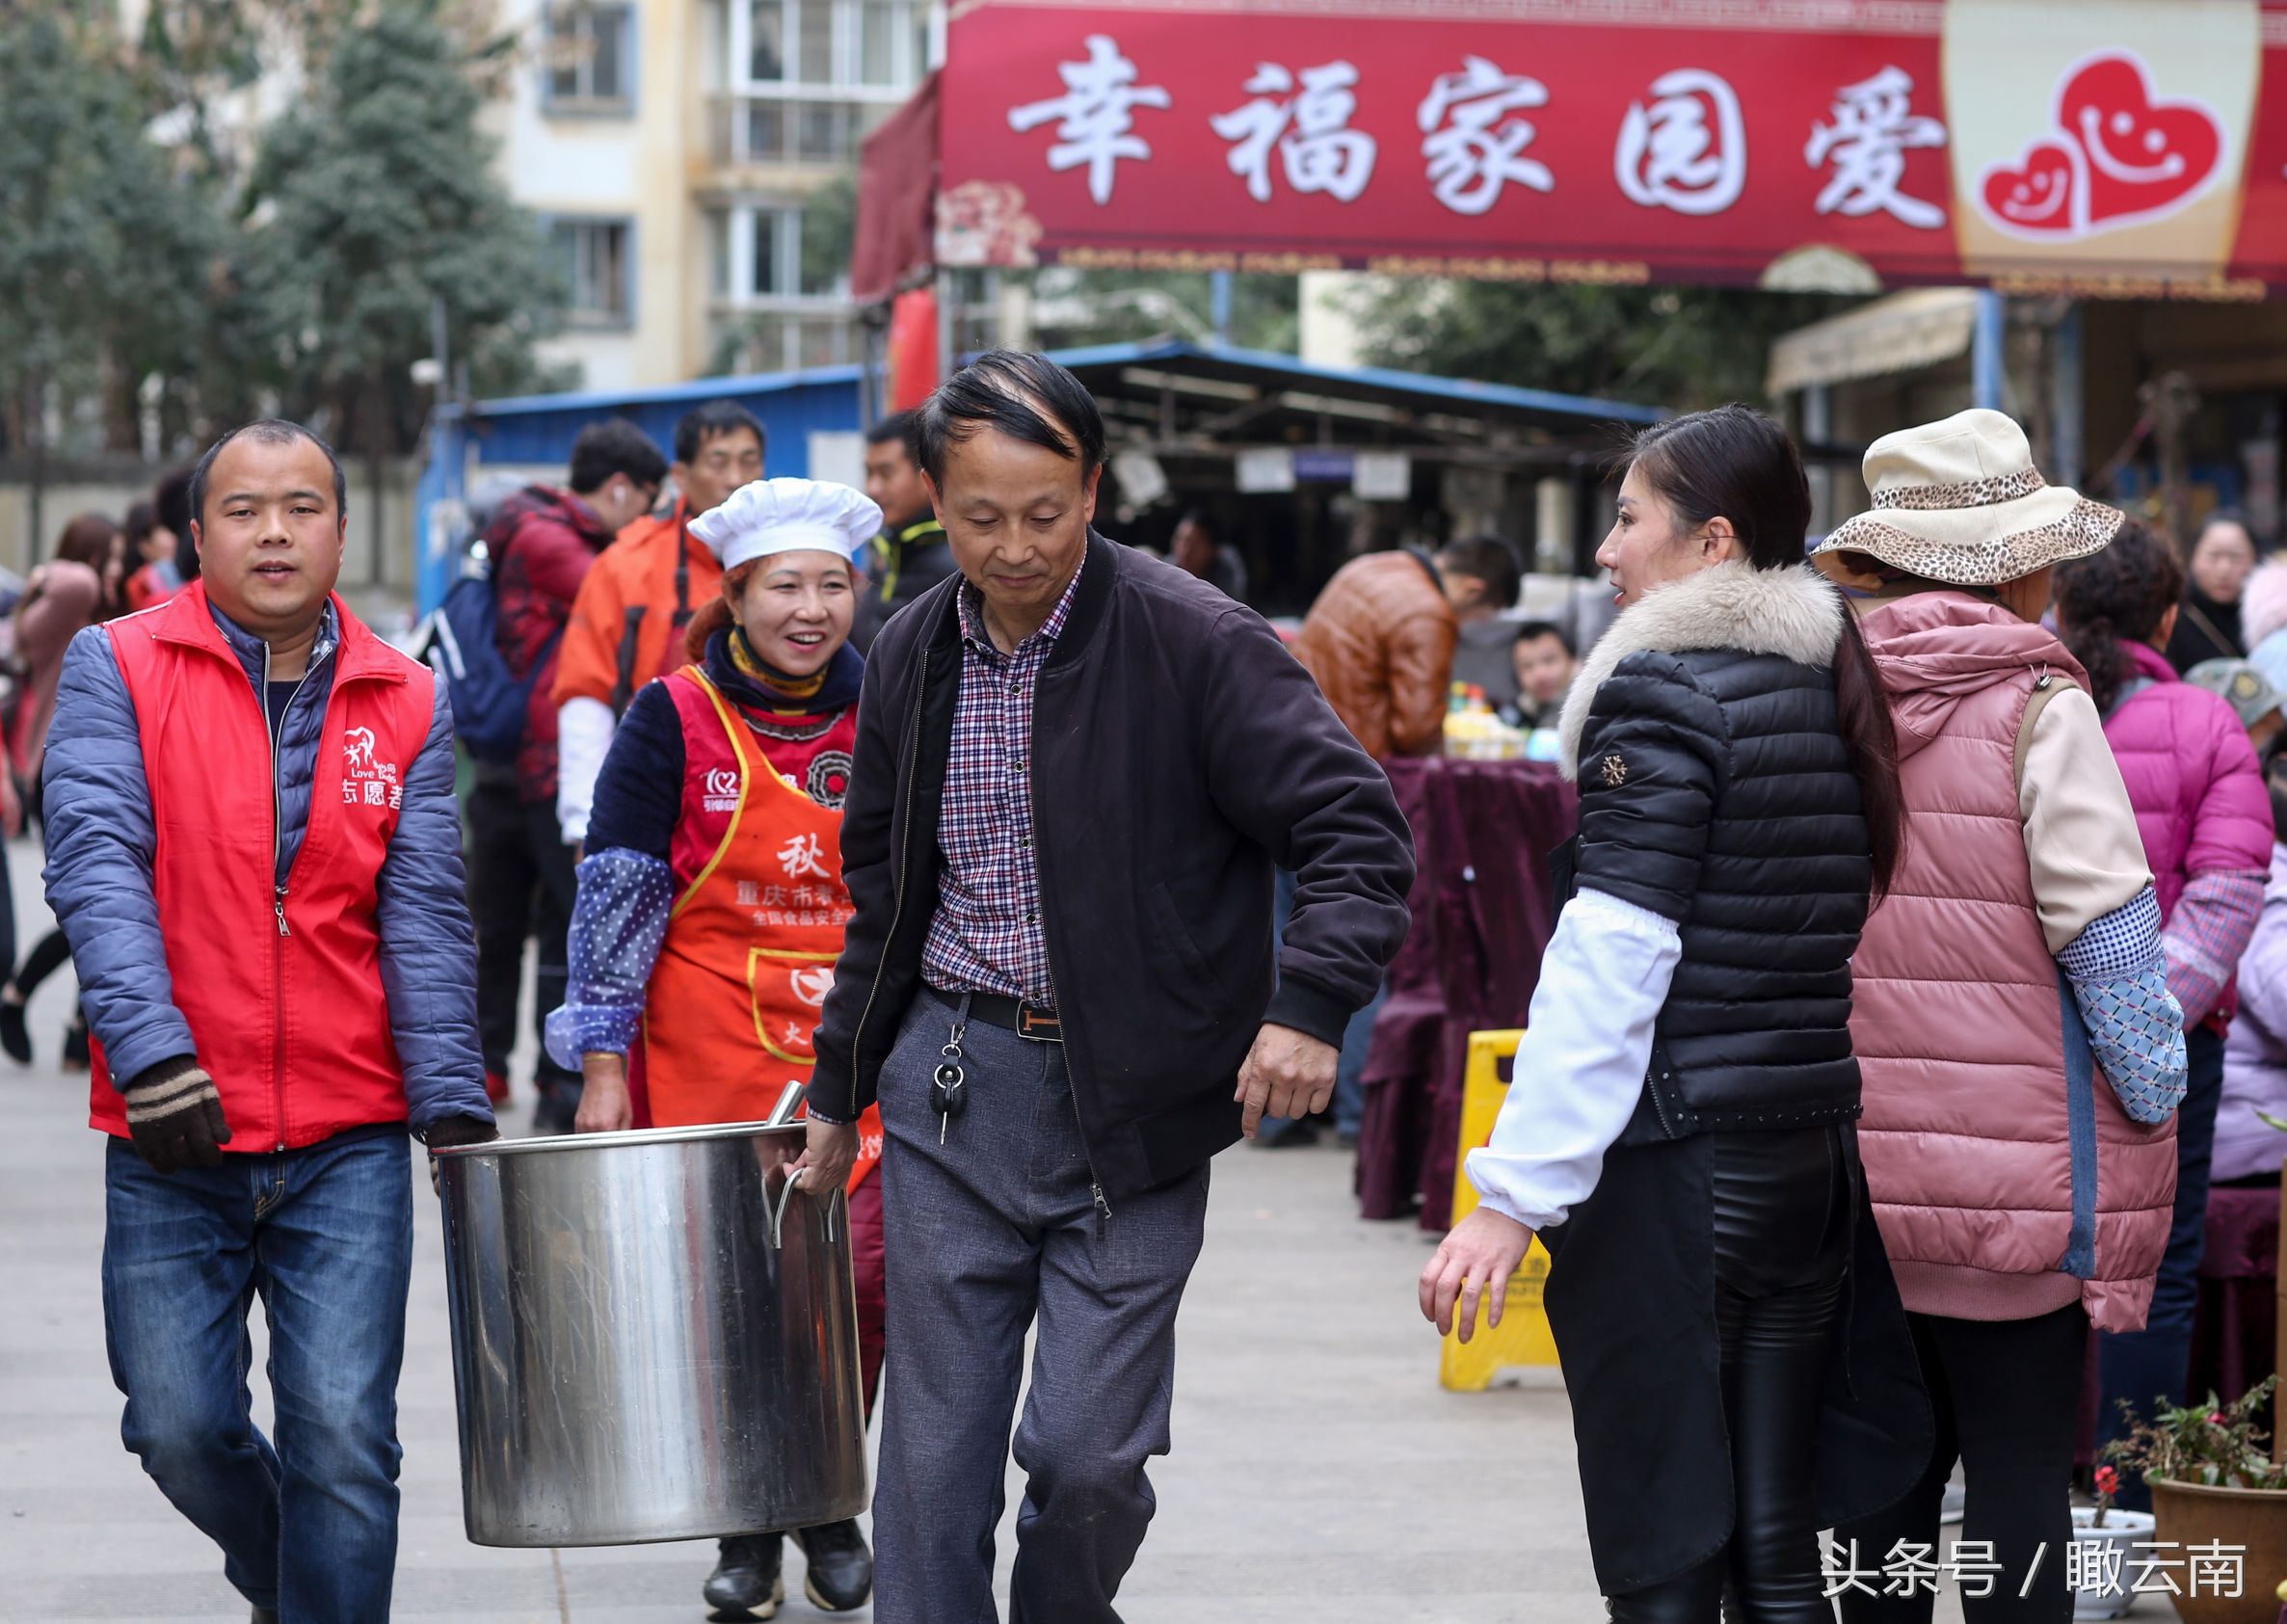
[939,2,2287,298]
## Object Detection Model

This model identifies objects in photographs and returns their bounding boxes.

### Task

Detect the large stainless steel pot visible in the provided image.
[433,1108,865,1547]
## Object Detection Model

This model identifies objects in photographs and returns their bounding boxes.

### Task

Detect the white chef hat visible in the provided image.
[687,477,884,572]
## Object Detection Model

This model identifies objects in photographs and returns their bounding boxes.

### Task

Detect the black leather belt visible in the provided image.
[929,985,1062,1043]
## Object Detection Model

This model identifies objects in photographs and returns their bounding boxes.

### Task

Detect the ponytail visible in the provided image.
[1831,604,1904,901]
[2061,612,2130,716]
[2055,520,2182,718]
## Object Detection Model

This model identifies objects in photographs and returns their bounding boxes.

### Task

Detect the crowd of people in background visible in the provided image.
[26,356,2287,1624]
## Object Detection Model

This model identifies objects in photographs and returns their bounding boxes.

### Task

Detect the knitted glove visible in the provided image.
[423,1115,501,1152]
[122,1057,230,1174]
[423,1113,499,1196]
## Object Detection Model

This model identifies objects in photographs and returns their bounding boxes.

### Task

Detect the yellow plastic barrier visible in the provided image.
[1440,1027,1562,1390]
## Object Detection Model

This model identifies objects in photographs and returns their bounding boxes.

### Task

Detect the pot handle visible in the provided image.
[765,1172,844,1249]
[767,1171,801,1250]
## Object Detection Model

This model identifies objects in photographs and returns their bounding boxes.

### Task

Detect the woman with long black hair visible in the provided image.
[1421,405,1928,1621]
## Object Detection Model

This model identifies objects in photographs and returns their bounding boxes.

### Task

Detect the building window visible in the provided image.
[724,206,842,300]
[552,219,634,327]
[544,3,635,112]
[733,0,922,93]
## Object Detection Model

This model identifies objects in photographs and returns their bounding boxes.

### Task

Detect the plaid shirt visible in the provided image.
[918,559,1084,1006]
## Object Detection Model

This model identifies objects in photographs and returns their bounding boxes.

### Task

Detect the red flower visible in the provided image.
[2094,1466,2119,1496]
[2212,1412,2229,1425]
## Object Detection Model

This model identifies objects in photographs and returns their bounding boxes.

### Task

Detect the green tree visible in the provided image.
[0,7,222,533]
[1349,280,1851,409]
[1024,270,1299,355]
[229,0,563,458]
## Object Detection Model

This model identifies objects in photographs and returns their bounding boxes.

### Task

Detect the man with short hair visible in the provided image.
[795,353,1414,1621]
[1171,508,1250,602]
[1503,619,1579,731]
[470,416,665,1126]
[552,399,765,844]
[852,411,953,652]
[1292,541,1458,762]
[1437,533,1525,708]
[43,419,495,1624]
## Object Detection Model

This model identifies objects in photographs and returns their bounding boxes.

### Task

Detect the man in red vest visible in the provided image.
[41,419,496,1624]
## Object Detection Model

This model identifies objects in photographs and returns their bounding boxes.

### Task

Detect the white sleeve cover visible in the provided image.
[1462,888,1683,1233]
[555,695,618,846]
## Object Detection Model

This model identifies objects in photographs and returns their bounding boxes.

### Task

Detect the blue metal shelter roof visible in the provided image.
[1037,338,1664,428]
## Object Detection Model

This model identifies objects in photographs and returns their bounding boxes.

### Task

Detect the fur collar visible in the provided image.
[1557,561,1845,780]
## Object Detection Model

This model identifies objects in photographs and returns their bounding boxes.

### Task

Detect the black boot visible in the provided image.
[703,1531,784,1620]
[796,1518,873,1611]
[252,1609,279,1624]
[0,987,28,1065]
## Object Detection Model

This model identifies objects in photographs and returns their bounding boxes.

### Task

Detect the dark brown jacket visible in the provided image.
[1292,550,1457,760]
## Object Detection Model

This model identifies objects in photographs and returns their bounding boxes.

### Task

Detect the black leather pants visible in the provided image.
[1609,1126,1852,1624]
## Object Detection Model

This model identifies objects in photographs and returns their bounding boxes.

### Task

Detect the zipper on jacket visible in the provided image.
[847,648,932,1091]
[1650,1061,1679,1140]
[1020,663,1110,1224]
[259,638,322,1150]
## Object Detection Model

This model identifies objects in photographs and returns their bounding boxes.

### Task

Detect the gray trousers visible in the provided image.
[872,993,1211,1624]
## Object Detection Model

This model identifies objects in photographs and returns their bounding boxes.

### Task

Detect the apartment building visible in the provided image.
[494,0,939,392]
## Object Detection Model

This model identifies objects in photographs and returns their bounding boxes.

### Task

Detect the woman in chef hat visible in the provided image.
[548,475,885,1619]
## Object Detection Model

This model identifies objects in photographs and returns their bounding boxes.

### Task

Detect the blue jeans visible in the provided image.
[101,1131,413,1621]
[2097,1022,2226,1512]
[1260,867,1384,1141]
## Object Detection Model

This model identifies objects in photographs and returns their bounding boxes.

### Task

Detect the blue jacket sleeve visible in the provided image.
[376,678,493,1135]
[40,627,197,1084]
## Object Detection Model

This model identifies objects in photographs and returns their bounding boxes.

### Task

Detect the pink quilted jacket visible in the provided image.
[2099,639,2271,1025]
[1851,592,2175,1333]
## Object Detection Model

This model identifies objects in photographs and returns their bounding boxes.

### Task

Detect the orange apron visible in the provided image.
[637,666,883,1190]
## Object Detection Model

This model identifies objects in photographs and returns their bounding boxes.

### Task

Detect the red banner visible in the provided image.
[937,0,2287,300]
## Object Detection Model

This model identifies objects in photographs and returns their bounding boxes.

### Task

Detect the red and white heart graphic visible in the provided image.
[2061,53,2223,226]
[1976,50,2227,239]
[1981,135,2082,233]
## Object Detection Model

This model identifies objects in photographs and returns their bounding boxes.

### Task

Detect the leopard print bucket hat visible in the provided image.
[1810,409,2124,587]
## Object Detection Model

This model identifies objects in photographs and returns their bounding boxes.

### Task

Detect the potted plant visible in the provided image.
[2104,1377,2287,1624]
[2071,1465,2154,1620]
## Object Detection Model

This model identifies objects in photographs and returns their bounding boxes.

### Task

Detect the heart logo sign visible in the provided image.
[1977,50,2226,240]
[705,768,740,800]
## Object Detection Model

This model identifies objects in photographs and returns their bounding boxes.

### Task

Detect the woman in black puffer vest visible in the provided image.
[1421,407,1930,1622]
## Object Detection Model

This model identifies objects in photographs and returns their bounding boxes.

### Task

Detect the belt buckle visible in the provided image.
[1016,1003,1063,1044]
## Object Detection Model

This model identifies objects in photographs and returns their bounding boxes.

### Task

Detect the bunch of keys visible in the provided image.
[930,1016,969,1145]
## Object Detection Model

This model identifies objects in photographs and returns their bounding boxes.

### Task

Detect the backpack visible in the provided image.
[424,564,558,764]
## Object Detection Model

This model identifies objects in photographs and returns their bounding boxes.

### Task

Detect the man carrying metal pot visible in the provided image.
[795,352,1416,1622]
[547,475,887,1618]
[41,419,498,1624]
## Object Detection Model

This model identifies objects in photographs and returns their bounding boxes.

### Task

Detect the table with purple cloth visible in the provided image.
[1354,755,1578,1231]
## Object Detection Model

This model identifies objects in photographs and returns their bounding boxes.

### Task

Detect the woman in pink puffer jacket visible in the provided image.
[2056,520,2273,1510]
[1813,412,2188,1624]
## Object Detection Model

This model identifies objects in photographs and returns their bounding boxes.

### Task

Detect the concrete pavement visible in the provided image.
[0,833,2030,1623]
[0,839,1609,1623]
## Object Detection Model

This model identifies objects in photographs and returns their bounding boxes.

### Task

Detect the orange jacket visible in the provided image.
[551,502,725,714]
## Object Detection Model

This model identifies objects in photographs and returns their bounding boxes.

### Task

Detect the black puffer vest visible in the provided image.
[1557,561,1874,1145]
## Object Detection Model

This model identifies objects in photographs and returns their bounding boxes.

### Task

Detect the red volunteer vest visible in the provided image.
[633,667,882,1189]
[89,585,434,1151]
